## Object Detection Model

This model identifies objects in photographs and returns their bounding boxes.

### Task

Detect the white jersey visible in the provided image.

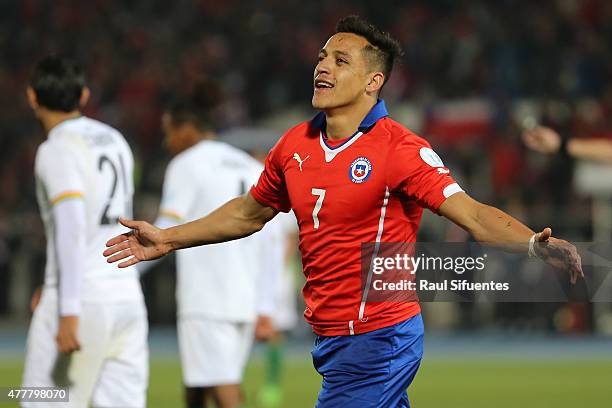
[159,140,270,321]
[34,116,141,302]
[270,211,299,331]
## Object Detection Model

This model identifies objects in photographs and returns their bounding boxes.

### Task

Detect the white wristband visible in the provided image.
[528,233,538,258]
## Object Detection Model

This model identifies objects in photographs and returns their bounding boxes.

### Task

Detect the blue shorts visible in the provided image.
[311,314,424,408]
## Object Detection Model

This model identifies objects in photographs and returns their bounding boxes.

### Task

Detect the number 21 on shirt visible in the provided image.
[98,153,131,225]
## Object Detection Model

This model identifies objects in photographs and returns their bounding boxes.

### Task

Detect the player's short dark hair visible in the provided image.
[336,15,403,86]
[29,55,85,112]
[166,78,223,132]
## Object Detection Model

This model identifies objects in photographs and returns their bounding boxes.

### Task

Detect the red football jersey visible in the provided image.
[251,100,463,336]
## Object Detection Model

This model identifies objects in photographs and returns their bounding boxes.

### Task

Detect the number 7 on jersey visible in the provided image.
[311,188,326,229]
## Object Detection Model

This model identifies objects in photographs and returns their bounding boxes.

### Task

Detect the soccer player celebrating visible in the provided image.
[144,82,282,408]
[104,16,583,407]
[24,56,147,407]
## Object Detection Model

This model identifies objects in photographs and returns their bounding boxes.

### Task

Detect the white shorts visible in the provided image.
[178,318,254,387]
[22,289,148,408]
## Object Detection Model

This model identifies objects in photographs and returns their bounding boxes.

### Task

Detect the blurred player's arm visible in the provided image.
[104,192,277,267]
[38,141,84,354]
[254,221,284,341]
[523,126,612,163]
[53,198,85,353]
[439,192,583,283]
[30,286,42,312]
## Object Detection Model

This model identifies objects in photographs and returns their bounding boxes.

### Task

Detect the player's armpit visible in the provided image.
[241,192,278,226]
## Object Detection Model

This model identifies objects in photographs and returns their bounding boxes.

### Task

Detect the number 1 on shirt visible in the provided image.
[311,188,326,229]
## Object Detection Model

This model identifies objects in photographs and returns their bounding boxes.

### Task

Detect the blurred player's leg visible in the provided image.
[91,300,148,408]
[258,227,299,408]
[257,337,283,408]
[22,291,62,397]
[209,384,243,408]
[178,318,254,408]
[184,386,205,408]
[22,290,109,408]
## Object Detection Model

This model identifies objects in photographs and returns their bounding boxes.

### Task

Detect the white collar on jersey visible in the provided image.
[48,115,85,139]
[319,130,364,162]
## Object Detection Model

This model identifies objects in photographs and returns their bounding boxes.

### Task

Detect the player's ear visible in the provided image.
[26,87,39,110]
[366,71,384,94]
[79,87,91,108]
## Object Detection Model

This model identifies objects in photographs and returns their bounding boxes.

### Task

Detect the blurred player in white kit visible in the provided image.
[144,81,281,408]
[255,210,300,408]
[22,56,148,407]
[247,150,299,408]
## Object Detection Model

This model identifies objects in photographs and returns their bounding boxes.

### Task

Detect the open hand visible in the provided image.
[103,218,172,268]
[533,227,584,284]
[522,126,562,154]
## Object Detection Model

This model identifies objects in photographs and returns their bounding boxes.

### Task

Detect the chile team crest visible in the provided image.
[349,156,372,184]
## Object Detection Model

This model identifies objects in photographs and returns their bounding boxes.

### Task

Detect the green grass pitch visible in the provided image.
[0,357,610,407]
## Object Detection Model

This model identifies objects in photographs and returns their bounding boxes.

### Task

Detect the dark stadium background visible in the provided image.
[1,1,611,407]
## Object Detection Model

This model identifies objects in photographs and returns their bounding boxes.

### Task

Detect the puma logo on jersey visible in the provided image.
[437,168,450,174]
[293,153,310,171]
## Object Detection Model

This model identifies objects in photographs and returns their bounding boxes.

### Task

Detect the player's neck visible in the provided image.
[40,110,81,135]
[189,132,215,147]
[324,98,376,140]
[173,132,215,155]
[200,131,216,141]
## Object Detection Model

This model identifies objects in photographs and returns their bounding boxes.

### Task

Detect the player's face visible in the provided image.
[312,33,374,110]
[162,113,190,156]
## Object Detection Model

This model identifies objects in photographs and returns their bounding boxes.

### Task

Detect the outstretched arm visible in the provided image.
[566,138,612,162]
[104,192,277,268]
[523,126,612,163]
[439,192,583,284]
[134,214,179,275]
